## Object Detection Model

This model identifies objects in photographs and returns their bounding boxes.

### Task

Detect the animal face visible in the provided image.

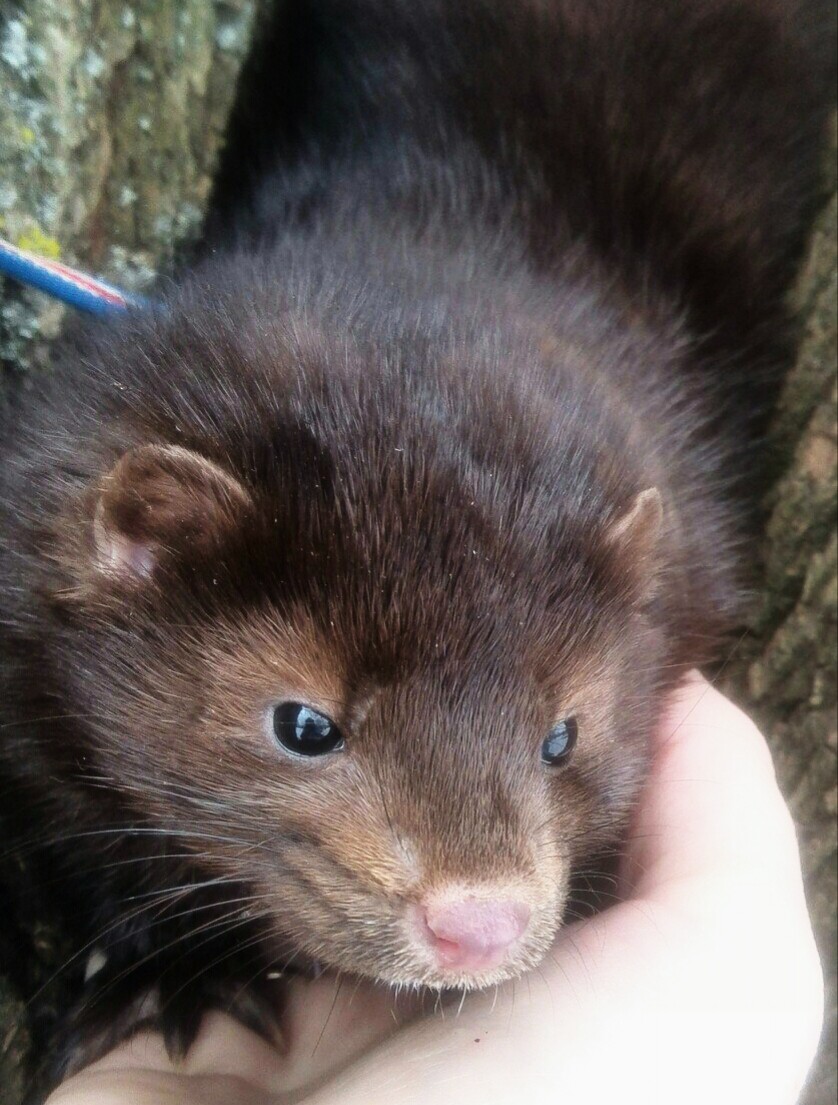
[52,381,662,989]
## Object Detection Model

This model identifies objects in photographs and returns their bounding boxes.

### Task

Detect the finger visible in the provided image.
[78,1013,287,1094]
[46,1067,272,1105]
[622,671,805,898]
[268,975,420,1092]
[72,978,416,1098]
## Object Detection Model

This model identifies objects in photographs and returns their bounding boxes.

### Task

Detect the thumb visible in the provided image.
[621,672,803,899]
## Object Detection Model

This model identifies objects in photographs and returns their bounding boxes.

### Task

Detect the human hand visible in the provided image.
[43,972,417,1105]
[47,674,824,1105]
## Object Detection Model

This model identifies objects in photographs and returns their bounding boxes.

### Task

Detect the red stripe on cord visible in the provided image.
[33,255,128,305]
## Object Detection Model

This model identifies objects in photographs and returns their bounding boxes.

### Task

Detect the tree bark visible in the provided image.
[0,5,835,1103]
[1,0,257,396]
[725,118,837,1105]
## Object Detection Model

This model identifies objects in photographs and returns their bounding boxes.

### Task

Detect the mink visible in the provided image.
[0,0,833,1092]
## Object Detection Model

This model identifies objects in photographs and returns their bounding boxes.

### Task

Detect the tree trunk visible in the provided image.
[0,5,835,1103]
[1,0,257,396]
[724,119,837,1105]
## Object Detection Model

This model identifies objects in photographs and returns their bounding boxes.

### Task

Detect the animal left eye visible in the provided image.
[541,718,578,765]
[272,702,345,757]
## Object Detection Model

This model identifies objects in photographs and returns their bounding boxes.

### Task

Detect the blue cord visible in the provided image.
[0,236,141,315]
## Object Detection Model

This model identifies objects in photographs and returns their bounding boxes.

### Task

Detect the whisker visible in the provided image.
[311,972,345,1057]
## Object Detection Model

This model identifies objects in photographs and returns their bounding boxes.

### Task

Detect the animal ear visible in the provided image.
[606,487,663,568]
[92,445,252,579]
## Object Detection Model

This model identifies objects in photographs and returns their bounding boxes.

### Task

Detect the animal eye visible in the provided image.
[272,703,345,757]
[541,718,578,766]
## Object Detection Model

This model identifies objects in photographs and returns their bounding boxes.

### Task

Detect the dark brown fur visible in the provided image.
[0,0,833,1093]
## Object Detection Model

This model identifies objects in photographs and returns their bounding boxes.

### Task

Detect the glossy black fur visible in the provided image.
[0,0,833,1096]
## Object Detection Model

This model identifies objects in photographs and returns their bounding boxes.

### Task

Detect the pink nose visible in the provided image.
[422,897,531,972]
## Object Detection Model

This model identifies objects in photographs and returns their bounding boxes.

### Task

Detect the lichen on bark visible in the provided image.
[0,0,256,393]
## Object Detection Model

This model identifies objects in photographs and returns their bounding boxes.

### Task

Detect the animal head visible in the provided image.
[42,292,666,990]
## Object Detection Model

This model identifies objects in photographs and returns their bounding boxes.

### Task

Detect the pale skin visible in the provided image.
[47,674,824,1105]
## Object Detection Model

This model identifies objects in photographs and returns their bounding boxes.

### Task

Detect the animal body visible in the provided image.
[0,0,833,1090]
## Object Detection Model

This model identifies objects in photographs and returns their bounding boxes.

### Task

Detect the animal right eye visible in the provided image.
[541,717,578,766]
[272,702,345,758]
